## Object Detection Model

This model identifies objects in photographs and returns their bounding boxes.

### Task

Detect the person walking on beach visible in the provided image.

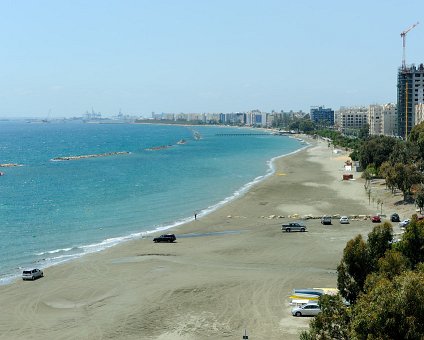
[194,212,197,220]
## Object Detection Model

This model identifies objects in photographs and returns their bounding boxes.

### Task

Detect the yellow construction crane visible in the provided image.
[401,22,419,69]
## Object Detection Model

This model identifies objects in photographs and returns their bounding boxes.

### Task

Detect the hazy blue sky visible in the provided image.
[0,0,423,118]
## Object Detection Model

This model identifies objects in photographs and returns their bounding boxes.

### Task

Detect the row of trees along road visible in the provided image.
[301,218,424,339]
[358,122,424,207]
[301,123,424,339]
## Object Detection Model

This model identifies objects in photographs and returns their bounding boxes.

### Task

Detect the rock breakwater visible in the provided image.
[0,163,22,167]
[52,151,130,161]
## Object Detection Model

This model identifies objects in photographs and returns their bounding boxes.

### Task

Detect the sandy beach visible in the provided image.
[0,138,413,339]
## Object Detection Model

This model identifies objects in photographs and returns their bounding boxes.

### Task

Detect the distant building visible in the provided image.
[397,63,424,138]
[368,103,397,136]
[368,105,383,135]
[381,103,398,136]
[310,106,334,126]
[337,106,368,132]
[416,103,424,126]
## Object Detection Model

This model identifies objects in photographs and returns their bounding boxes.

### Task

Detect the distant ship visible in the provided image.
[177,139,187,145]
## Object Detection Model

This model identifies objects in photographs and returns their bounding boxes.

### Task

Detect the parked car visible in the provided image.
[399,219,410,228]
[371,215,381,223]
[153,234,176,243]
[321,215,332,225]
[291,303,321,317]
[282,222,307,232]
[390,213,400,222]
[339,216,350,224]
[22,268,43,281]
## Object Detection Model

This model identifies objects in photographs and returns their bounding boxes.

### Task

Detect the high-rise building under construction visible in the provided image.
[397,63,424,138]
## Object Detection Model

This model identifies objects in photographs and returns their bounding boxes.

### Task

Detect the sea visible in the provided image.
[0,121,304,284]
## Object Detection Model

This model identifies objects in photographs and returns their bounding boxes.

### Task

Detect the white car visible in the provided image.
[291,303,321,317]
[339,216,349,224]
[22,268,43,281]
[399,219,410,229]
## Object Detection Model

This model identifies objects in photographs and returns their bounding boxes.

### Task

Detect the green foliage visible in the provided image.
[358,135,400,169]
[399,216,424,268]
[409,121,424,156]
[337,224,393,304]
[300,294,351,340]
[305,213,424,338]
[389,140,420,165]
[367,222,393,271]
[351,271,424,339]
[337,235,369,304]
[313,129,362,152]
[390,163,423,201]
[415,185,424,213]
[377,249,408,280]
[358,123,370,140]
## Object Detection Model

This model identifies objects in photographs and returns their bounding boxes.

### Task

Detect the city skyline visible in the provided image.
[0,0,423,118]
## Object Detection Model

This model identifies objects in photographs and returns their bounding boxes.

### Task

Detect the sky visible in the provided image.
[0,0,423,118]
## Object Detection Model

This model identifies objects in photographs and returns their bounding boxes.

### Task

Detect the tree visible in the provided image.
[351,271,424,339]
[362,165,375,189]
[409,121,424,157]
[392,162,423,201]
[377,249,408,280]
[300,294,351,340]
[379,161,397,193]
[367,222,393,271]
[358,136,399,169]
[358,123,370,139]
[400,216,424,268]
[389,140,420,165]
[337,235,369,303]
[416,185,424,213]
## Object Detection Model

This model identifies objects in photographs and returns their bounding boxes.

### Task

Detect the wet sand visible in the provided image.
[0,138,408,339]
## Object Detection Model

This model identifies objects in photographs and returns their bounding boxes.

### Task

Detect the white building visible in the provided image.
[416,103,424,126]
[381,103,397,136]
[337,106,368,132]
[368,103,397,136]
[368,105,383,135]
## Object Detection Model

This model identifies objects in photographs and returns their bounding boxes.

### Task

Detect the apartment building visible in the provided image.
[397,63,424,137]
[337,106,368,132]
[310,106,334,126]
[416,103,424,125]
[368,103,397,136]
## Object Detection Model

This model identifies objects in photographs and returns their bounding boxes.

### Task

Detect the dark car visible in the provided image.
[321,216,332,225]
[153,234,176,243]
[371,215,381,223]
[390,213,400,222]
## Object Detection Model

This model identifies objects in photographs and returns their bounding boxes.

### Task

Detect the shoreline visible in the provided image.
[0,136,306,286]
[0,138,412,339]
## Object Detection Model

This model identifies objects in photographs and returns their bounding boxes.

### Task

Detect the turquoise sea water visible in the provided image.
[0,121,303,283]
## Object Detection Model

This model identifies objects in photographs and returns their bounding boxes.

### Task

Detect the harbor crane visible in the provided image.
[401,22,419,69]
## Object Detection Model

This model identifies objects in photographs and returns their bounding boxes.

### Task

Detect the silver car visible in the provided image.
[22,268,43,281]
[291,303,321,317]
[340,216,350,224]
[399,219,410,229]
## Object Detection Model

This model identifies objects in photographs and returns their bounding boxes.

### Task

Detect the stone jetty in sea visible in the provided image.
[144,145,173,151]
[52,151,130,161]
[0,163,22,167]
